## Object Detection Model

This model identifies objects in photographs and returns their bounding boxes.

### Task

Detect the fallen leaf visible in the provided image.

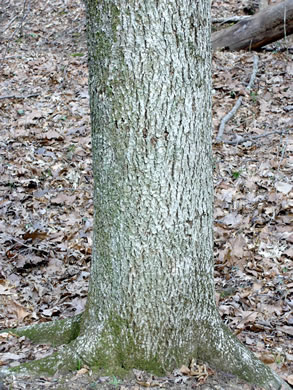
[230,235,246,258]
[277,326,293,337]
[275,181,292,194]
[179,365,190,375]
[77,367,88,375]
[287,374,293,385]
[221,212,242,227]
[259,353,275,364]
[10,301,30,322]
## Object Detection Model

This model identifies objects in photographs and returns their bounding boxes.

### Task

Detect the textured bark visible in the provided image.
[75,1,289,389]
[2,315,82,346]
[1,1,289,389]
[212,0,293,51]
[81,0,215,372]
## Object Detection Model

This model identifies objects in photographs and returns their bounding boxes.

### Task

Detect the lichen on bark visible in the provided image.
[0,1,291,389]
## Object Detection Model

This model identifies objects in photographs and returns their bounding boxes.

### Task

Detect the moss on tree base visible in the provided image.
[1,314,82,347]
[0,317,290,390]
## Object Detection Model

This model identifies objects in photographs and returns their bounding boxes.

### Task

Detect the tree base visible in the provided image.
[0,318,290,390]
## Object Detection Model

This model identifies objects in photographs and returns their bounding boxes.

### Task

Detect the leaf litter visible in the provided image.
[0,0,292,388]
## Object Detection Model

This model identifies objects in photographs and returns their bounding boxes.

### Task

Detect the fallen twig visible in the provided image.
[215,54,259,143]
[10,236,50,254]
[0,93,39,100]
[1,15,19,34]
[277,130,289,172]
[260,47,293,53]
[221,129,288,145]
[212,16,250,24]
[1,0,31,67]
[4,235,50,254]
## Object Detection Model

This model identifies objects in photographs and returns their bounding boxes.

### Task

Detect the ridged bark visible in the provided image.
[1,1,288,389]
[81,0,214,371]
[74,1,289,388]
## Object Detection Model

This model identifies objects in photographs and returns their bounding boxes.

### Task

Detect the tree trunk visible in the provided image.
[212,0,293,51]
[2,1,289,389]
[72,1,288,388]
[81,0,216,372]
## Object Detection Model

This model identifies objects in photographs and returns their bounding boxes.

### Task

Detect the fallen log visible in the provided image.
[212,0,293,51]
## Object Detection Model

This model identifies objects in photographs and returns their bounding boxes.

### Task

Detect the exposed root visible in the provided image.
[198,322,291,390]
[0,344,82,378]
[1,314,82,346]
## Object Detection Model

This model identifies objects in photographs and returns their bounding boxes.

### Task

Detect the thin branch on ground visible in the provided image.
[8,236,50,254]
[277,131,289,172]
[215,54,259,143]
[19,0,30,37]
[0,93,39,100]
[1,0,31,66]
[212,16,250,24]
[219,129,289,145]
[260,47,293,53]
[246,55,259,90]
[1,15,19,34]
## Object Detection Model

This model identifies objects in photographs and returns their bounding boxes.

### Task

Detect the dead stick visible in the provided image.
[221,129,288,145]
[215,54,259,143]
[0,93,39,100]
[212,16,250,24]
[9,236,50,254]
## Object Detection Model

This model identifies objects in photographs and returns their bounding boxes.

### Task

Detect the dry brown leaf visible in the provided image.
[10,300,30,322]
[287,374,293,385]
[259,353,275,364]
[230,235,246,258]
[76,367,89,375]
[179,365,190,375]
[51,193,76,205]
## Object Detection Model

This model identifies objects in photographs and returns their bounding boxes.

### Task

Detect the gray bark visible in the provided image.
[82,0,215,370]
[67,1,290,388]
[0,2,289,388]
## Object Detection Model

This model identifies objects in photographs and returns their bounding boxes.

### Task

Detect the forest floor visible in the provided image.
[0,0,292,389]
